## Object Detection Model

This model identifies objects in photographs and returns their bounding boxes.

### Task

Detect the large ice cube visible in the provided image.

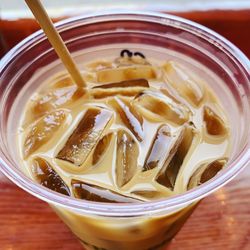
[156,126,195,189]
[110,97,143,141]
[23,110,66,159]
[163,61,204,106]
[133,90,190,125]
[188,158,227,190]
[97,65,156,83]
[143,125,184,172]
[116,130,139,187]
[32,157,70,196]
[71,180,140,203]
[57,108,113,166]
[203,106,227,136]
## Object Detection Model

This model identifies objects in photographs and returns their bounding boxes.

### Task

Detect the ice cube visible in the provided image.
[91,87,147,99]
[116,130,139,187]
[57,108,113,166]
[143,125,171,171]
[156,126,195,189]
[90,78,149,99]
[203,106,227,136]
[23,110,66,159]
[71,180,140,203]
[133,90,190,125]
[163,61,204,106]
[92,133,113,165]
[32,157,70,196]
[188,158,228,190]
[132,190,165,200]
[93,78,149,89]
[160,88,183,105]
[97,65,156,83]
[32,86,85,120]
[110,97,143,141]
[51,71,95,86]
[143,125,184,172]
[51,74,74,88]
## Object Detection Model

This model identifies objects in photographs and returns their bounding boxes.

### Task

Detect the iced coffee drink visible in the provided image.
[18,49,230,249]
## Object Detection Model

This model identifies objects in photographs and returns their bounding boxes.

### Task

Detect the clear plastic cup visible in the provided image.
[0,11,249,250]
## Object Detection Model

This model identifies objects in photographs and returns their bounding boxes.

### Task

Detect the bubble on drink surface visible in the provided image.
[163,61,204,107]
[92,133,113,165]
[109,97,144,141]
[187,158,228,190]
[116,130,139,188]
[133,90,190,125]
[23,110,67,159]
[203,106,227,136]
[71,180,140,203]
[32,157,70,196]
[90,79,149,99]
[57,108,114,166]
[156,126,195,190]
[97,65,156,83]
[143,125,185,174]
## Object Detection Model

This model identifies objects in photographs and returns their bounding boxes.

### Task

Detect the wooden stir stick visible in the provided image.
[25,0,86,88]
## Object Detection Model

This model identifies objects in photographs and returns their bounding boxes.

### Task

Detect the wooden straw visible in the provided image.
[25,0,86,88]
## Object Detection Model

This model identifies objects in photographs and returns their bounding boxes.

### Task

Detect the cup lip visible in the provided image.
[0,10,249,217]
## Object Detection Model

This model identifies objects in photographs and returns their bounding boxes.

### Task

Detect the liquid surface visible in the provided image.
[19,50,230,203]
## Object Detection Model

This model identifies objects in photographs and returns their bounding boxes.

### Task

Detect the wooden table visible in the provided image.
[0,167,249,250]
[0,9,250,250]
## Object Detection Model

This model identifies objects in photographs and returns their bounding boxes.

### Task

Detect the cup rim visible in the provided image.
[0,10,249,217]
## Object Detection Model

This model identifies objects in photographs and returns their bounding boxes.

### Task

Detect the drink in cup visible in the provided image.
[0,12,249,250]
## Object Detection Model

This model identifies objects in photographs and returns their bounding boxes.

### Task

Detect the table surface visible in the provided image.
[0,8,250,250]
[0,167,249,250]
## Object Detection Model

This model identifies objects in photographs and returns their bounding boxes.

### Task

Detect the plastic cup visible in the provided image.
[0,12,249,250]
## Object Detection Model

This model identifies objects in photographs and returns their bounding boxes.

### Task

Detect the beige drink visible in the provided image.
[18,49,230,249]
